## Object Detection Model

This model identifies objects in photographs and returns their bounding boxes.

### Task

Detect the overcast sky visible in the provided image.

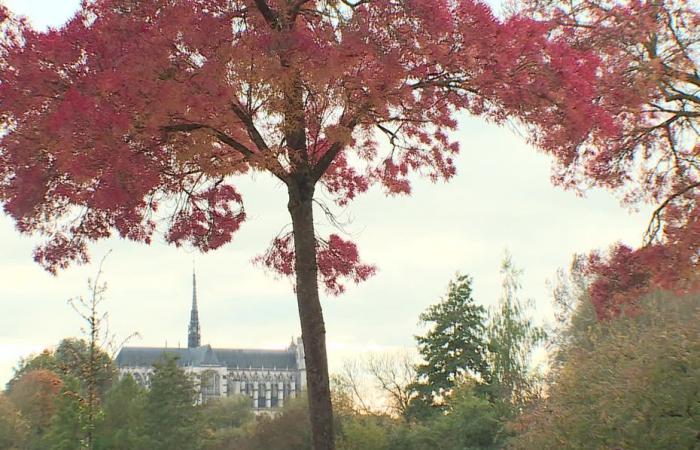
[0,0,651,386]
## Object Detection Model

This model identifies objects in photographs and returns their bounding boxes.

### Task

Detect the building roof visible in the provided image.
[214,348,298,370]
[116,345,298,370]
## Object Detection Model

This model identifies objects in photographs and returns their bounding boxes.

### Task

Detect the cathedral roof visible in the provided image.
[213,348,298,370]
[116,345,298,370]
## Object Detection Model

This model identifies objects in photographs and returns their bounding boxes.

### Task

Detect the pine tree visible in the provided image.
[143,356,201,450]
[411,274,490,413]
[94,375,147,450]
[43,377,86,450]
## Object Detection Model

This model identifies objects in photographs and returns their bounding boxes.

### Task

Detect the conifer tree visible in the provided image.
[43,377,86,450]
[143,356,201,450]
[94,375,147,450]
[411,274,489,413]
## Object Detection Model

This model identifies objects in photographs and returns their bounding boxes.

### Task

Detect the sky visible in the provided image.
[0,0,651,387]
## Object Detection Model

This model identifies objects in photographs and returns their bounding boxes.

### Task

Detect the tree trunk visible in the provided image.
[287,178,335,450]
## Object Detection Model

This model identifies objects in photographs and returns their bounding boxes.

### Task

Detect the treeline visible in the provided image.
[1,255,698,449]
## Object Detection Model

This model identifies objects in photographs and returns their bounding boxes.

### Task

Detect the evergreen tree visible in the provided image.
[143,356,201,450]
[43,377,86,450]
[486,254,546,415]
[411,274,490,413]
[94,375,147,450]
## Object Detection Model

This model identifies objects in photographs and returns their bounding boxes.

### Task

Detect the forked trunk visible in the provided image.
[288,179,335,450]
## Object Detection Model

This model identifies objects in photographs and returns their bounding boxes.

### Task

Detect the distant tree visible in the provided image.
[509,291,700,449]
[0,393,29,450]
[410,274,490,414]
[486,254,546,415]
[64,258,125,449]
[333,351,417,417]
[434,381,502,450]
[546,255,597,371]
[200,395,254,450]
[7,338,114,399]
[336,415,390,450]
[6,350,57,391]
[366,352,417,418]
[143,356,201,450]
[94,375,147,450]
[241,396,311,450]
[7,369,63,447]
[43,377,86,450]
[387,381,501,450]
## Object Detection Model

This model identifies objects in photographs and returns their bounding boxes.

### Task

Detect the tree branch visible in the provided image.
[311,116,359,182]
[644,181,700,244]
[252,0,281,29]
[161,123,257,160]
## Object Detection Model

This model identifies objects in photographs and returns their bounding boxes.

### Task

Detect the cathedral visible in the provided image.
[115,270,306,409]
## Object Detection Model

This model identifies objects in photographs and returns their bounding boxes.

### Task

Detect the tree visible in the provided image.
[65,259,124,450]
[43,377,87,450]
[240,395,312,450]
[7,339,114,398]
[365,352,417,417]
[411,274,489,413]
[519,0,700,316]
[0,393,29,450]
[7,369,64,447]
[6,349,58,391]
[0,1,623,447]
[143,356,201,450]
[433,382,501,450]
[336,415,390,450]
[486,254,546,415]
[94,375,148,450]
[200,395,254,450]
[509,291,700,449]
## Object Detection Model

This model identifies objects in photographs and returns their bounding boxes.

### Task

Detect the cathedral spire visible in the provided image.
[188,265,201,348]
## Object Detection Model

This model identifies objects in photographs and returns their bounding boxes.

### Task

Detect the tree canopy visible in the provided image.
[0,1,665,448]
[412,274,489,412]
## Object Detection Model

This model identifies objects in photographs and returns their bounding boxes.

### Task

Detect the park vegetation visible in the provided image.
[1,255,698,450]
[0,0,697,448]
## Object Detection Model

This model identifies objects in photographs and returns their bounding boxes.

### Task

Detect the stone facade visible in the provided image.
[115,270,306,410]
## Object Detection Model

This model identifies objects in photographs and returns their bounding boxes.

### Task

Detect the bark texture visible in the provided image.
[288,178,335,450]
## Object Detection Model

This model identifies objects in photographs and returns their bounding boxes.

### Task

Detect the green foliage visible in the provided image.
[434,382,502,450]
[412,274,490,412]
[200,395,254,450]
[43,377,87,450]
[0,393,29,450]
[486,254,546,416]
[94,375,147,450]
[8,338,115,398]
[509,291,700,449]
[337,415,391,450]
[241,395,312,450]
[547,255,597,371]
[143,356,201,450]
[6,350,57,391]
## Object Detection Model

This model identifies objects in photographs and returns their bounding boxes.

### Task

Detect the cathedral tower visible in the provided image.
[188,267,201,348]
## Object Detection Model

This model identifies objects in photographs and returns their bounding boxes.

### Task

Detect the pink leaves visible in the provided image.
[167,184,246,252]
[318,234,377,295]
[256,233,376,296]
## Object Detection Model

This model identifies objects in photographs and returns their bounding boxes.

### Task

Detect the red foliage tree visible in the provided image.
[521,0,699,318]
[0,1,614,447]
[7,369,64,439]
